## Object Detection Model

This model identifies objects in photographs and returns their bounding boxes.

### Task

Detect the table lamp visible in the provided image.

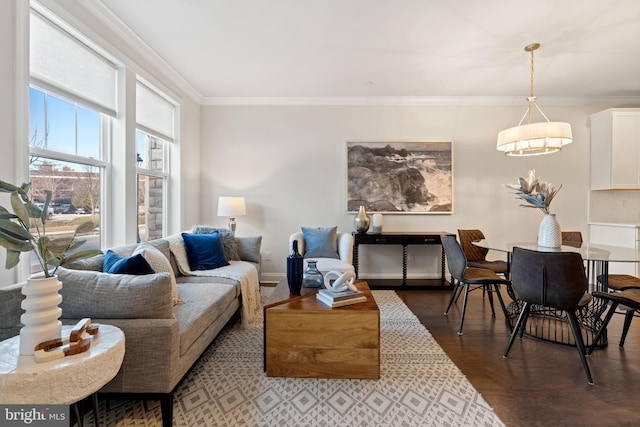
[217,196,246,234]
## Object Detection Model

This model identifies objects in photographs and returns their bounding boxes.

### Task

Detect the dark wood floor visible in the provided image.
[396,287,640,427]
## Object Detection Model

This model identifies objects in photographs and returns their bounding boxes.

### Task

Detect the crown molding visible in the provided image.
[87,0,203,104]
[202,95,640,107]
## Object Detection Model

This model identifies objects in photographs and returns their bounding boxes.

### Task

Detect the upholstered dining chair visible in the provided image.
[504,247,594,385]
[593,273,640,348]
[588,288,640,354]
[561,231,583,248]
[441,236,510,335]
[457,229,509,277]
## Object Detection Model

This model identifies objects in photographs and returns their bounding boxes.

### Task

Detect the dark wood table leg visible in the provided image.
[402,244,408,286]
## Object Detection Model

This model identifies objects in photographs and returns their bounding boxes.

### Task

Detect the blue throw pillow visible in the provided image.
[301,226,339,259]
[103,250,155,275]
[181,232,230,271]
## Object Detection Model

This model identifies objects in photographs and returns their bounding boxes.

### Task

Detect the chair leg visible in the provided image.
[504,302,530,357]
[458,283,470,335]
[566,312,594,385]
[502,302,531,357]
[494,284,509,320]
[445,281,463,316]
[619,309,635,348]
[588,301,619,355]
[454,280,464,303]
[486,284,496,318]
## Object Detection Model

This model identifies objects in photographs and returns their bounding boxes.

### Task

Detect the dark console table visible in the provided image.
[352,232,455,289]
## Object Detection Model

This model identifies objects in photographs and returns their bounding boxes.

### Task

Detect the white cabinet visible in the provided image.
[590,108,640,190]
[589,223,639,276]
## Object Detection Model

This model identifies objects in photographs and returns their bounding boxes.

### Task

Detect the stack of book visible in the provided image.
[316,288,366,308]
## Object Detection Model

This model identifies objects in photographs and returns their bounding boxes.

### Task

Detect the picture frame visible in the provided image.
[346,141,453,214]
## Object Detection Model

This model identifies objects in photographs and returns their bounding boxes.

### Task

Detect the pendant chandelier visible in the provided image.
[496,43,572,156]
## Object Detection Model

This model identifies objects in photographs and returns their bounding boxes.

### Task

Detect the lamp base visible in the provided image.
[228,217,236,234]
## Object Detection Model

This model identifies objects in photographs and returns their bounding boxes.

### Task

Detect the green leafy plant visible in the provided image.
[504,170,562,215]
[0,180,102,277]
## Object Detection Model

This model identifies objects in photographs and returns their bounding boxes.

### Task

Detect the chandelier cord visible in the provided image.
[530,48,535,99]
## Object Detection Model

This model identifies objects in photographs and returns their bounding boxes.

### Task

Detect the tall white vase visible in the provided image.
[19,276,63,355]
[538,213,561,248]
[372,213,383,234]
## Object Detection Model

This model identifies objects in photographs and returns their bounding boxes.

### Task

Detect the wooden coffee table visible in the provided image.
[264,279,380,379]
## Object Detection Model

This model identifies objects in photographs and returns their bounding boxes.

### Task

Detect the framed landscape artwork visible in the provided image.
[346,141,453,214]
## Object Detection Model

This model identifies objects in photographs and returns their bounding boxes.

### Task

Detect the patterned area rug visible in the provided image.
[90,290,504,426]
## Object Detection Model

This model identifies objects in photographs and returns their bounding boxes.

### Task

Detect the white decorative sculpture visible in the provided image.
[323,270,357,292]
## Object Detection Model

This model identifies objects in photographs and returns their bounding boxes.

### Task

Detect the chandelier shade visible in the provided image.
[497,121,573,156]
[496,43,572,156]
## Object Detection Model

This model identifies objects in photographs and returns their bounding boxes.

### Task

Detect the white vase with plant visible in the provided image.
[504,170,562,248]
[0,180,102,354]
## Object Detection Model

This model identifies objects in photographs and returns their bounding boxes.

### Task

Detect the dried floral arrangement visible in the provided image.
[504,170,561,215]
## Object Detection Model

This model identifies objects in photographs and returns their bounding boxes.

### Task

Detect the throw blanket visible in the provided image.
[188,262,260,328]
[168,236,261,328]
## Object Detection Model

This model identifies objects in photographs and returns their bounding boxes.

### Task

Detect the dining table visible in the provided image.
[473,239,640,347]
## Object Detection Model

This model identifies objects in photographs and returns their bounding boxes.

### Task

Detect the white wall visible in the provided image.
[201,103,606,282]
[0,0,21,286]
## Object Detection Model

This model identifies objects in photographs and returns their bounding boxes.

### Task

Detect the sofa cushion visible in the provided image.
[0,282,26,341]
[104,251,155,275]
[64,253,105,271]
[182,232,230,271]
[57,267,173,319]
[106,239,172,260]
[236,236,262,263]
[301,226,339,259]
[192,225,241,261]
[134,241,179,305]
[307,258,355,275]
[173,282,237,356]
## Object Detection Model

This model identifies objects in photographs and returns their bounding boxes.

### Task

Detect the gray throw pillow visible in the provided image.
[64,253,105,271]
[301,226,339,259]
[57,267,174,319]
[192,225,241,261]
[236,236,262,263]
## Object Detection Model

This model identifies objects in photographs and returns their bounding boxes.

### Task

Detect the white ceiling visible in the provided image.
[95,0,640,102]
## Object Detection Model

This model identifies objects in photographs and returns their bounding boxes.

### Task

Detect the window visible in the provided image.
[27,5,180,265]
[135,81,175,242]
[28,88,105,274]
[28,8,115,274]
[136,130,168,242]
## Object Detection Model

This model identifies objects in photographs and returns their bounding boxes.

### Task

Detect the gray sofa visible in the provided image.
[0,232,262,427]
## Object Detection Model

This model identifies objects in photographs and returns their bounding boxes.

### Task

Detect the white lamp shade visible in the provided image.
[497,122,572,156]
[217,197,246,217]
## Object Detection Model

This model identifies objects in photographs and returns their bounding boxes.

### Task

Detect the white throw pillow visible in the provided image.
[167,235,192,276]
[134,241,179,305]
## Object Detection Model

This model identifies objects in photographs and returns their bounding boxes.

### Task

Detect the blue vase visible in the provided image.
[302,260,323,288]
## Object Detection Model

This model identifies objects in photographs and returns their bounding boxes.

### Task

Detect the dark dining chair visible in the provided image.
[561,231,583,248]
[594,273,640,347]
[589,287,640,352]
[441,236,510,335]
[458,229,509,277]
[504,247,594,385]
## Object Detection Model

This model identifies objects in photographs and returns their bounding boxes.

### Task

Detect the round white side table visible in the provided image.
[0,324,125,412]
